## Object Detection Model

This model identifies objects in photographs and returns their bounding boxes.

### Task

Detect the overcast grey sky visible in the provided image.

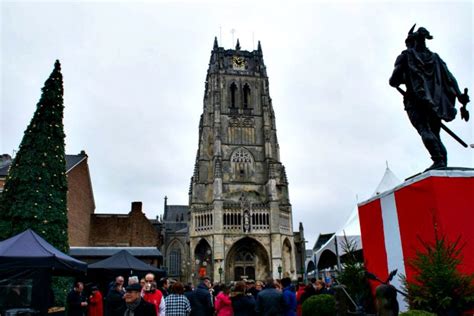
[1,0,472,247]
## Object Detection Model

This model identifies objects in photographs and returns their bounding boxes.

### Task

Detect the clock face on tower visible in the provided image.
[232,56,246,70]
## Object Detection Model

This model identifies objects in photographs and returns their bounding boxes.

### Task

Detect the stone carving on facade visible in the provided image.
[214,158,222,178]
[243,210,251,233]
[229,117,255,127]
[239,193,251,210]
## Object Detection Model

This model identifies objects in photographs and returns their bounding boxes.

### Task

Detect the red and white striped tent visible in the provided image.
[358,168,474,311]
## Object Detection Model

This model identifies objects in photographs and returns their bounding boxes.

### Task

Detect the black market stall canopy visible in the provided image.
[88,249,164,274]
[0,229,87,274]
[0,229,87,315]
[84,250,165,298]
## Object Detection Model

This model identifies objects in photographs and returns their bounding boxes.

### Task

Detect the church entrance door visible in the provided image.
[226,237,269,282]
[234,267,256,281]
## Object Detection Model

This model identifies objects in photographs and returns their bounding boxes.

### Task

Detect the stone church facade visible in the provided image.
[186,38,296,283]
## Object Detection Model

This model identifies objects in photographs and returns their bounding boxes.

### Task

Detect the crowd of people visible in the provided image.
[66,274,336,316]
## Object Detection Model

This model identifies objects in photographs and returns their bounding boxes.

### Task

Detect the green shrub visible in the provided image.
[400,310,436,316]
[338,235,374,313]
[302,294,336,316]
[403,235,474,314]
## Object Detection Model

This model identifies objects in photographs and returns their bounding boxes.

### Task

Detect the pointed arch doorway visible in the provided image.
[194,239,213,281]
[225,237,269,281]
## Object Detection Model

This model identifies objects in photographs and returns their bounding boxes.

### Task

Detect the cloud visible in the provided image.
[1,1,472,247]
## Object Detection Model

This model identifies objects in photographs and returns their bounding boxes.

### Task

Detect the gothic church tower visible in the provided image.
[188,38,296,282]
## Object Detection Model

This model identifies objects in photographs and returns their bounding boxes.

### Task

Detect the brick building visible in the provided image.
[89,201,160,247]
[65,151,96,246]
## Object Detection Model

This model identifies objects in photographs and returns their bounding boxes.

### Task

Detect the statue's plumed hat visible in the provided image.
[415,27,433,40]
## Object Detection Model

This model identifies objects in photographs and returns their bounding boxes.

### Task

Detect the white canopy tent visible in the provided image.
[313,165,401,271]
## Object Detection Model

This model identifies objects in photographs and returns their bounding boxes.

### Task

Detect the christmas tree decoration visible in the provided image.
[0,60,69,253]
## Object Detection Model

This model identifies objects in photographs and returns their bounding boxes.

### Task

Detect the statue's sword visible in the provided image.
[395,86,468,148]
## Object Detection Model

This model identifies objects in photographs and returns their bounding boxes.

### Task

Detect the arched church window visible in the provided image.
[230,147,254,181]
[243,84,251,108]
[231,148,252,163]
[235,249,254,263]
[230,83,237,108]
[169,248,181,276]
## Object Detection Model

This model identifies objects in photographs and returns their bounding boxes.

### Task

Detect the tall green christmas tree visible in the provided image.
[0,60,69,252]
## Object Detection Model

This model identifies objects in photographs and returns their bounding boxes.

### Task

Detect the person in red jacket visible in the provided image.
[143,281,164,315]
[295,282,306,316]
[87,286,103,316]
[215,284,232,316]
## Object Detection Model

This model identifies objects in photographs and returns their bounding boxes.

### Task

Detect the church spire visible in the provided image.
[235,38,241,51]
[213,36,218,50]
[257,40,262,55]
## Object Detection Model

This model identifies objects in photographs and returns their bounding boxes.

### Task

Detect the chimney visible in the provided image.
[1,154,12,168]
[131,201,142,213]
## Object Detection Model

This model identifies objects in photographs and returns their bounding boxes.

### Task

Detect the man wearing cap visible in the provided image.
[390,26,469,171]
[124,283,157,316]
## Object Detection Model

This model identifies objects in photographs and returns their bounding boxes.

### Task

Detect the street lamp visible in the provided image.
[218,267,223,283]
[278,265,282,279]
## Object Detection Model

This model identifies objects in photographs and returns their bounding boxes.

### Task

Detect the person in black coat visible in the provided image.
[123,283,156,316]
[185,277,213,316]
[255,278,285,316]
[105,282,126,316]
[231,281,256,316]
[299,279,317,305]
[314,279,330,295]
[66,282,88,316]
